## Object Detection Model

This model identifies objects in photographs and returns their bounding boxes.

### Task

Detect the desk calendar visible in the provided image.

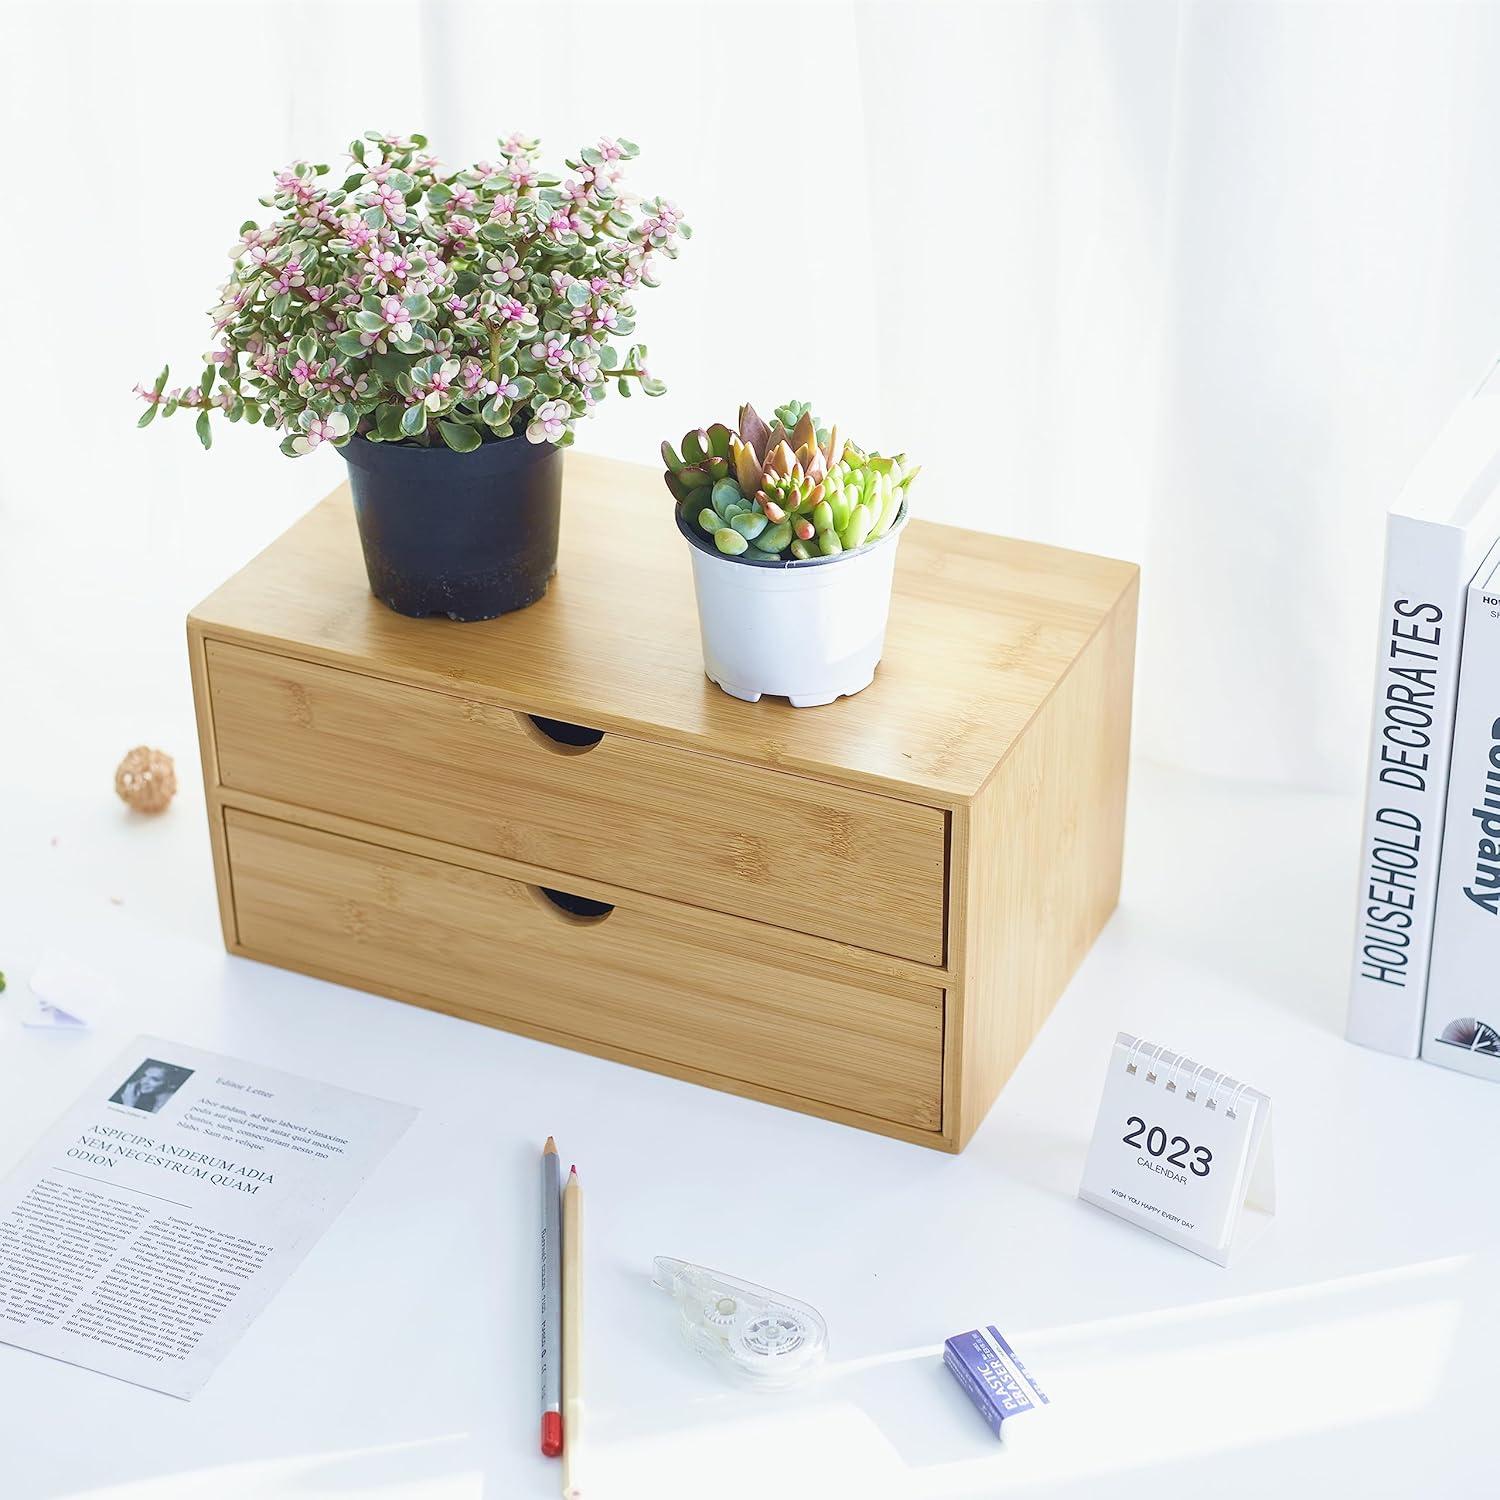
[1079,1033,1275,1266]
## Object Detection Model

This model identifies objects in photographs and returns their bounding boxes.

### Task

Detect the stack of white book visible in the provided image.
[1347,363,1500,1081]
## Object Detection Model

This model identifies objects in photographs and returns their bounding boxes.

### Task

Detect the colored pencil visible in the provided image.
[562,1164,584,1499]
[540,1137,562,1457]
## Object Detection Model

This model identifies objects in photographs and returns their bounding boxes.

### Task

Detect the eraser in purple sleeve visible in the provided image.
[943,1326,1050,1439]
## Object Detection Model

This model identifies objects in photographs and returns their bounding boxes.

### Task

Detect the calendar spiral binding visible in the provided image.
[1119,1034,1266,1121]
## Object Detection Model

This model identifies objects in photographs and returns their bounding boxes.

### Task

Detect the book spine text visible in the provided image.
[1422,578,1500,1081]
[1347,518,1467,1055]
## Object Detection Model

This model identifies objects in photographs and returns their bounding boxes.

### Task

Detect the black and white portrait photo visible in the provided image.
[109,1058,193,1115]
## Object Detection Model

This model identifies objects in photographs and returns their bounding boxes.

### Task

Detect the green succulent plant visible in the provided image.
[662,400,917,561]
[660,424,734,500]
[772,398,830,451]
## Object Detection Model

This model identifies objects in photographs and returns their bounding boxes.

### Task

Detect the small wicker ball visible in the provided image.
[115,746,177,814]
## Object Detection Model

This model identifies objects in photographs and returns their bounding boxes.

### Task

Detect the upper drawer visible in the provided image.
[205,641,947,964]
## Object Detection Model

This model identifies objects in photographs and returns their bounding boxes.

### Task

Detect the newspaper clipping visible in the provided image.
[0,1036,415,1397]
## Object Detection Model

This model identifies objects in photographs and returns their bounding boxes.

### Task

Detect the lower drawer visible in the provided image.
[225,809,944,1132]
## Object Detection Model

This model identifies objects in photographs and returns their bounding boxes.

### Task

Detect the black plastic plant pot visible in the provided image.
[341,433,564,621]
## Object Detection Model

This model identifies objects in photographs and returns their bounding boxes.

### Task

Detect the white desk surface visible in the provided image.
[3,698,1498,1498]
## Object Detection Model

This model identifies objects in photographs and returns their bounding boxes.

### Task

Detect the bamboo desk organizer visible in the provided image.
[188,454,1138,1151]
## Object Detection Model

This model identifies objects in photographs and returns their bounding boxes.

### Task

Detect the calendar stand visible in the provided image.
[1079,1034,1275,1266]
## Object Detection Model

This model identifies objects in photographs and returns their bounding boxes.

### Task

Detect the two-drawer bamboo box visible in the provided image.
[188,454,1137,1151]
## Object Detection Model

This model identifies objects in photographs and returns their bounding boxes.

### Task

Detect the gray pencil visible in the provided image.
[540,1137,562,1456]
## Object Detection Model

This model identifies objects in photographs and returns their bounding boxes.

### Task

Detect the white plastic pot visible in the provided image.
[675,502,909,707]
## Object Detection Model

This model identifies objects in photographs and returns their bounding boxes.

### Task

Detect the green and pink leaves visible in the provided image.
[137,129,688,457]
[135,366,168,427]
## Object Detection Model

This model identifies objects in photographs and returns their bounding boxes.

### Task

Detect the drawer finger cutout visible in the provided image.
[207,640,947,964]
[226,810,945,1131]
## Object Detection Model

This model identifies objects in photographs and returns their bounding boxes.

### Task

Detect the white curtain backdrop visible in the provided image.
[5,0,1500,798]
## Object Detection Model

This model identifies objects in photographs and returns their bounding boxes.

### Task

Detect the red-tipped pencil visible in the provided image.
[540,1138,562,1457]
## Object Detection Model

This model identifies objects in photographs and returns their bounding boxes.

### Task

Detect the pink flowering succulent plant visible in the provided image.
[138,130,689,455]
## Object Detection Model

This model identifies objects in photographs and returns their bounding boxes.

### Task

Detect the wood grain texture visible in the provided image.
[954,572,1139,1147]
[214,783,950,988]
[187,627,236,950]
[228,929,953,1150]
[188,455,1138,804]
[206,638,946,964]
[226,809,945,1132]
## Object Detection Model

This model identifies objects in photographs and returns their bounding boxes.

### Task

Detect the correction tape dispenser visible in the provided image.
[652,1256,828,1390]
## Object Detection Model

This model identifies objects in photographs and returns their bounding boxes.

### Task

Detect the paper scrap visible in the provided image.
[24,955,122,1030]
